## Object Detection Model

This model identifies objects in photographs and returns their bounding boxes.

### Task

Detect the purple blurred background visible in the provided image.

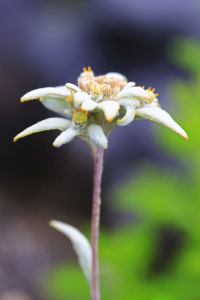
[0,0,199,299]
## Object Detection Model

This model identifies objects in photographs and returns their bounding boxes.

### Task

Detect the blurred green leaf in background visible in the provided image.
[43,38,200,300]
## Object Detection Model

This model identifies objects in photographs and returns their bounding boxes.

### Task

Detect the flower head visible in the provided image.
[14,67,188,149]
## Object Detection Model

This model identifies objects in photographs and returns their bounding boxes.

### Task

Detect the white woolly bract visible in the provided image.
[98,101,120,121]
[53,128,78,147]
[116,86,150,100]
[74,92,91,105]
[117,107,136,126]
[123,82,136,89]
[65,83,81,92]
[21,87,70,101]
[88,124,108,149]
[14,118,71,142]
[105,72,127,81]
[81,99,98,111]
[118,98,140,108]
[135,107,188,140]
[41,96,70,116]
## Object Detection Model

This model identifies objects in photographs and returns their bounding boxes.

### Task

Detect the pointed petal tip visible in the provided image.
[103,139,108,149]
[106,117,113,122]
[176,130,188,141]
[49,220,57,227]
[49,220,63,230]
[65,83,81,92]
[170,123,188,141]
[176,129,188,141]
[53,128,77,148]
[65,83,72,88]
[20,95,32,102]
[183,133,189,141]
[53,141,60,148]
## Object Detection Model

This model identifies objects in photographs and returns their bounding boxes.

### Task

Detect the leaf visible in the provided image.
[49,220,92,285]
[13,118,71,142]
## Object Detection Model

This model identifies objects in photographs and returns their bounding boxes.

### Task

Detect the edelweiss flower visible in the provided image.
[14,67,188,148]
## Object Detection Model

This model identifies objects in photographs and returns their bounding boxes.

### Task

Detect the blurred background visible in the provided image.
[0,0,200,299]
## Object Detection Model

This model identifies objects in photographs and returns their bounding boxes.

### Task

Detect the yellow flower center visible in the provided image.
[73,110,88,124]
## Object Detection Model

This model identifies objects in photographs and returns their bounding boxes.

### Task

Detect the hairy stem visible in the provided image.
[91,145,104,300]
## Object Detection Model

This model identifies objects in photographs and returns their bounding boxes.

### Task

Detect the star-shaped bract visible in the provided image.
[14,68,188,149]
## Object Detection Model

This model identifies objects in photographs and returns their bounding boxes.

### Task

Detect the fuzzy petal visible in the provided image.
[135,107,188,140]
[64,108,74,118]
[142,101,160,108]
[116,87,150,100]
[65,83,81,93]
[74,92,91,106]
[123,82,136,89]
[53,128,78,147]
[49,220,92,285]
[41,96,71,116]
[98,101,120,122]
[118,98,140,108]
[21,87,70,102]
[14,118,71,142]
[88,124,108,149]
[81,99,98,111]
[105,72,127,81]
[117,106,136,126]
